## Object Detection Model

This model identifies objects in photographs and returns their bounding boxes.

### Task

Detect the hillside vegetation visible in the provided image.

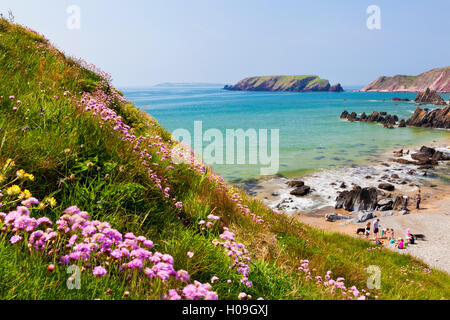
[0,18,449,300]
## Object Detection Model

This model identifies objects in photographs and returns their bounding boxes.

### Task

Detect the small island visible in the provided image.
[224,75,344,92]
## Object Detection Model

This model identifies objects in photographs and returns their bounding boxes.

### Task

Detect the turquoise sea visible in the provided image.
[122,85,449,181]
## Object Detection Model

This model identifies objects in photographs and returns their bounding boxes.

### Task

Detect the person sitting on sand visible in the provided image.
[398,238,404,249]
[389,238,395,245]
[381,228,387,239]
[365,222,371,238]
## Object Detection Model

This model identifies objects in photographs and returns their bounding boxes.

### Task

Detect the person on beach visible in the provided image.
[416,193,421,210]
[398,238,404,249]
[365,222,371,238]
[403,195,408,210]
[373,219,380,240]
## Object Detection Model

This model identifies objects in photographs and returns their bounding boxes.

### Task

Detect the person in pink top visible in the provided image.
[398,239,404,249]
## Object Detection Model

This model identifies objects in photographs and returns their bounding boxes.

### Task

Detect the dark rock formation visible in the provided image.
[378,183,395,191]
[287,180,304,188]
[329,83,344,92]
[290,185,311,196]
[393,98,410,101]
[335,187,378,211]
[405,105,449,129]
[414,88,446,105]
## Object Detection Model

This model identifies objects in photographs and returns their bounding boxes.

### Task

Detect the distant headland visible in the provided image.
[224,75,344,92]
[361,66,450,93]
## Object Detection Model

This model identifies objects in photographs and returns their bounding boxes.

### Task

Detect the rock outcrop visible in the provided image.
[290,185,311,196]
[224,75,344,92]
[405,105,450,129]
[361,66,450,93]
[335,187,378,212]
[414,88,446,105]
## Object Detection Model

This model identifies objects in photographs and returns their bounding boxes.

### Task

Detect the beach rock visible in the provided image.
[287,180,305,188]
[398,119,406,127]
[378,183,395,191]
[290,185,310,196]
[419,146,436,156]
[393,98,410,102]
[357,211,376,223]
[399,210,410,215]
[381,211,394,217]
[340,182,347,189]
[335,187,378,211]
[392,158,416,165]
[414,88,446,105]
[405,105,450,129]
[325,212,350,222]
[377,199,393,211]
[340,110,349,119]
[391,174,399,179]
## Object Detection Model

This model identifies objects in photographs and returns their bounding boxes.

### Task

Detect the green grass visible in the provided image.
[0,17,449,300]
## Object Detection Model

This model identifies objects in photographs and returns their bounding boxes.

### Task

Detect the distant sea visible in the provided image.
[122,84,449,182]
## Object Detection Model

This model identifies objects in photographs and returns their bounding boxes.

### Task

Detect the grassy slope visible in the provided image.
[0,19,449,300]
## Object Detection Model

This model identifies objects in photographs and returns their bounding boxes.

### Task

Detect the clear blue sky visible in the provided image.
[2,0,449,87]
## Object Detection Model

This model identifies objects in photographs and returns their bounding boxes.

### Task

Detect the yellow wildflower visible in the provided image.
[7,185,21,195]
[25,173,34,181]
[16,169,26,179]
[19,189,32,200]
[0,174,5,183]
[44,196,57,207]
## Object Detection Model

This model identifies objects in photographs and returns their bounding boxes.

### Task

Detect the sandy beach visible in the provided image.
[251,137,450,273]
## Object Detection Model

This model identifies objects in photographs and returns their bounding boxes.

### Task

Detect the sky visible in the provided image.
[2,0,449,88]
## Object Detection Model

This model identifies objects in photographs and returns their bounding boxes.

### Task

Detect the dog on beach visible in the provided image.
[413,234,426,241]
[356,228,366,235]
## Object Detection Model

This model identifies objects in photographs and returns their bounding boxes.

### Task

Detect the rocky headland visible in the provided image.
[361,66,450,93]
[224,75,344,92]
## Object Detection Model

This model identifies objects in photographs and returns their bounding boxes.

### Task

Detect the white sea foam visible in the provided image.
[262,153,442,215]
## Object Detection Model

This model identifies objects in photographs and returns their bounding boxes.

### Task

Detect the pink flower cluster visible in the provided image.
[168,281,218,300]
[0,202,217,300]
[298,260,367,300]
[213,227,253,289]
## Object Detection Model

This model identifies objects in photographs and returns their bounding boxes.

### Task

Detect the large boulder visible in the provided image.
[357,212,376,223]
[335,187,378,211]
[290,185,310,196]
[378,183,395,191]
[325,212,350,222]
[287,180,305,188]
[377,199,393,211]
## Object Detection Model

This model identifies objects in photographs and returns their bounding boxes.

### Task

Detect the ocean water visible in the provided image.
[122,85,449,182]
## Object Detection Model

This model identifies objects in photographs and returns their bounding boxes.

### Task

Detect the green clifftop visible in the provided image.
[224,75,344,92]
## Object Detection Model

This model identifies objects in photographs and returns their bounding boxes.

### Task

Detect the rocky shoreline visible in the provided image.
[340,88,450,129]
[247,140,450,272]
